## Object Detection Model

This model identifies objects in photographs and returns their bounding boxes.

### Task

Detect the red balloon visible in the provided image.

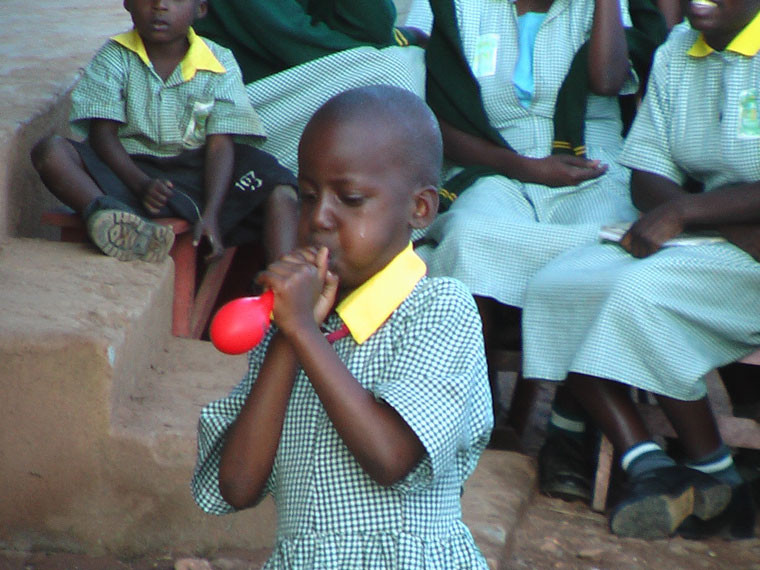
[210,290,275,354]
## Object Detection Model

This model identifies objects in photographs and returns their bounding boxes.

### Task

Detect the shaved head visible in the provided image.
[302,85,443,189]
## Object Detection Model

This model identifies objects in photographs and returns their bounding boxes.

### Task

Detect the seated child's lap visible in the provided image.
[72,140,295,246]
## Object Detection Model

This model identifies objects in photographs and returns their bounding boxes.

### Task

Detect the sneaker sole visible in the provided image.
[610,486,695,539]
[692,479,732,521]
[87,210,174,263]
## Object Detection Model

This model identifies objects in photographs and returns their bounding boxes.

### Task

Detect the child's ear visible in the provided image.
[410,185,439,230]
[196,0,208,19]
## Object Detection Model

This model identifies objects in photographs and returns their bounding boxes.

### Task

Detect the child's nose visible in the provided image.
[151,0,167,10]
[311,196,336,231]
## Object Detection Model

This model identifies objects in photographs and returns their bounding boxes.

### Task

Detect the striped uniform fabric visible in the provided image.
[522,24,760,401]
[70,32,264,157]
[416,0,639,308]
[245,45,426,175]
[192,277,492,569]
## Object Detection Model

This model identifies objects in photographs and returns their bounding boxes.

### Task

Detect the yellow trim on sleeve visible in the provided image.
[688,10,760,57]
[335,243,427,344]
[111,27,226,81]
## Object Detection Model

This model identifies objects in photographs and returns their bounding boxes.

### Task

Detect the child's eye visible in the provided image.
[299,191,317,203]
[341,194,365,207]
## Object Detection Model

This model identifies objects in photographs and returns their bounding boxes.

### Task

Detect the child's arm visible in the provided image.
[588,0,631,95]
[439,118,608,188]
[217,332,299,509]
[88,118,174,213]
[194,133,235,261]
[216,247,338,508]
[258,248,426,487]
[288,325,426,486]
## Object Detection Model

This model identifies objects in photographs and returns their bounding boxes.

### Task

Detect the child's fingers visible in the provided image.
[315,246,329,283]
[279,249,312,266]
[192,221,204,247]
[289,245,321,264]
[313,269,339,324]
[277,246,322,268]
[323,270,339,299]
[142,196,161,214]
[259,258,314,287]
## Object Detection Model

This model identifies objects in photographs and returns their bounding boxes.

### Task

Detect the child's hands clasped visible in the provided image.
[257,246,339,334]
[139,178,174,214]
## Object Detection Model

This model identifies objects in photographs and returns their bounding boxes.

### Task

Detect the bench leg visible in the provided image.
[171,232,197,338]
[189,246,238,339]
[592,433,615,512]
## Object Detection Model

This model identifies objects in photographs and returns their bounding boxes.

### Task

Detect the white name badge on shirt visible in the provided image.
[183,100,214,148]
[473,34,499,78]
[737,88,760,139]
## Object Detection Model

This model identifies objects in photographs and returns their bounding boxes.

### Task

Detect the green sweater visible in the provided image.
[195,0,402,83]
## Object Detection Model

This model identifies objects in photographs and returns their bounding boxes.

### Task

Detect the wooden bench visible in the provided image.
[41,209,236,339]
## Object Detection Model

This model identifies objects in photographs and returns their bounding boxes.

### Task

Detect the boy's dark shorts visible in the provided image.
[72,140,298,247]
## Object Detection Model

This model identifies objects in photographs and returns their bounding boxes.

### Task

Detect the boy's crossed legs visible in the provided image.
[32,135,175,262]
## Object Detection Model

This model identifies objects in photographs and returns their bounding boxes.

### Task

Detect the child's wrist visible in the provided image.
[277,313,321,339]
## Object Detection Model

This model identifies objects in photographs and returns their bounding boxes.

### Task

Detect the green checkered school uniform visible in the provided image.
[244,45,425,175]
[194,0,426,175]
[522,21,760,401]
[416,0,639,308]
[70,29,265,157]
[192,277,492,569]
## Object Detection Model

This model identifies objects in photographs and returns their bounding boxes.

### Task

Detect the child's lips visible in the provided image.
[690,0,718,16]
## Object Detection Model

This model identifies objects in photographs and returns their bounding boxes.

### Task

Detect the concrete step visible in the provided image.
[0,237,173,552]
[0,238,277,556]
[0,0,130,241]
[101,336,279,557]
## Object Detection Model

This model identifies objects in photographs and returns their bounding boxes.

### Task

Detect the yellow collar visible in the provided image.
[687,10,760,57]
[111,27,226,81]
[335,243,427,344]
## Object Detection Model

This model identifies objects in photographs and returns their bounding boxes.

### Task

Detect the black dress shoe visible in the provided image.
[610,465,731,539]
[678,481,756,540]
[538,433,593,504]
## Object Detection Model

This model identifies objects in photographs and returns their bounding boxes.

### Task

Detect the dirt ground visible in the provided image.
[2,380,759,570]
[506,381,760,570]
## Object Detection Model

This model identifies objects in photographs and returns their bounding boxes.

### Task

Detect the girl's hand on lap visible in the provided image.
[529,155,608,187]
[620,203,685,258]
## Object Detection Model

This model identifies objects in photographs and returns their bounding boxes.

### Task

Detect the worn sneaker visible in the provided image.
[610,465,731,539]
[538,433,593,503]
[86,209,174,263]
[677,481,756,540]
